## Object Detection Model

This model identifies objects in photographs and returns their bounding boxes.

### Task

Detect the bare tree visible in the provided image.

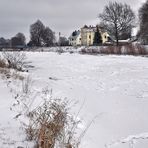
[138,0,148,44]
[30,20,45,47]
[99,2,135,46]
[42,27,55,47]
[30,20,55,47]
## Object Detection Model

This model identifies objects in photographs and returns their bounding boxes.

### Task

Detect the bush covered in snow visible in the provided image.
[2,52,28,71]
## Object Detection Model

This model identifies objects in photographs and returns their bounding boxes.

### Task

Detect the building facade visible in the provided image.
[69,25,109,46]
[81,25,96,46]
[81,25,109,46]
[69,30,81,46]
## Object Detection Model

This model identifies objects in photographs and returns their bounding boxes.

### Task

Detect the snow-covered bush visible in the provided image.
[81,47,101,54]
[56,47,65,54]
[2,52,27,71]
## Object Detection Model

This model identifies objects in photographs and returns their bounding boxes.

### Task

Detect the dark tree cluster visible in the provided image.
[0,20,56,49]
[11,33,26,47]
[0,37,10,48]
[0,33,26,49]
[29,20,55,47]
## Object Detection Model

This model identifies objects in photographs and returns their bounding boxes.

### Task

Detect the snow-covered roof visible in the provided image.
[69,30,81,40]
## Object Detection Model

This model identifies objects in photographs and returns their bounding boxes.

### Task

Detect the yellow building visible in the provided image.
[102,32,109,43]
[81,25,109,46]
[69,25,109,46]
[81,25,95,46]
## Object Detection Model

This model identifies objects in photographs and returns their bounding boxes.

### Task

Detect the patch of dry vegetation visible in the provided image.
[2,52,27,71]
[26,96,80,148]
[11,72,25,81]
[0,52,28,81]
[23,88,93,148]
[81,44,147,55]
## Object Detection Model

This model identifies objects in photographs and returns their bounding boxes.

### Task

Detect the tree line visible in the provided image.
[0,0,148,48]
[0,33,26,48]
[0,19,69,48]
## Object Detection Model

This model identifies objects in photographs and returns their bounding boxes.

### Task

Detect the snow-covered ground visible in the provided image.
[0,52,148,148]
[0,70,34,148]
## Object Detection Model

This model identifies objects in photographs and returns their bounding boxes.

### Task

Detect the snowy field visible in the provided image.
[0,52,148,148]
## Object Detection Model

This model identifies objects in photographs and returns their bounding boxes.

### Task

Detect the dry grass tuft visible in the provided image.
[25,89,92,148]
[26,97,73,148]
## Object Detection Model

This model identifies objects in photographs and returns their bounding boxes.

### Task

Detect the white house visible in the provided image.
[69,30,81,46]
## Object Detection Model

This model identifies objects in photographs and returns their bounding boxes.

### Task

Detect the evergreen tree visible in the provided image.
[93,26,102,45]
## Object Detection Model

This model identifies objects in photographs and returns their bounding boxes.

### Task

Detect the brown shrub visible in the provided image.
[81,44,147,55]
[25,95,80,148]
[122,44,147,55]
[0,57,7,68]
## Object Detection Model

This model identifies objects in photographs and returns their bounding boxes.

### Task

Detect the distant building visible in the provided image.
[81,25,95,46]
[81,25,109,46]
[69,30,81,46]
[69,25,109,46]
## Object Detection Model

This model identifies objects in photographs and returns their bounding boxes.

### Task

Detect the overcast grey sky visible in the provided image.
[0,0,146,41]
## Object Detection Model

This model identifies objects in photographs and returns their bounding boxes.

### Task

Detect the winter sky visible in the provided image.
[0,0,146,40]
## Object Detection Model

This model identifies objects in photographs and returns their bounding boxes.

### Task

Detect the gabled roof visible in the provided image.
[69,30,81,40]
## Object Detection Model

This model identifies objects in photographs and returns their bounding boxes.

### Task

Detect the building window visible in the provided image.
[79,38,81,41]
[89,35,91,39]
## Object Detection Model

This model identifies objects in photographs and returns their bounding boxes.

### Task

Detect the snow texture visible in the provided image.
[0,52,148,148]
